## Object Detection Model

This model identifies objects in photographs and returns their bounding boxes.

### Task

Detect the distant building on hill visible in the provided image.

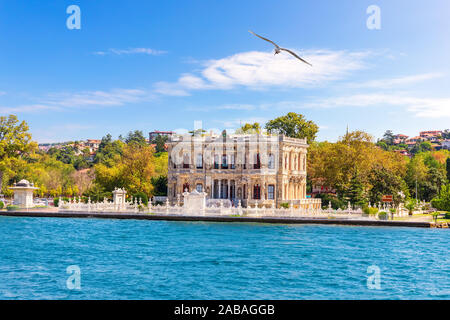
[392,134,409,145]
[149,130,175,142]
[442,140,450,150]
[86,139,101,151]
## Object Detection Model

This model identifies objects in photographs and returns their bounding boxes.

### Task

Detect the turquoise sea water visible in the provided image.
[0,216,448,300]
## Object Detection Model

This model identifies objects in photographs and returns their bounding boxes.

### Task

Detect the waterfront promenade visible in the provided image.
[0,210,433,228]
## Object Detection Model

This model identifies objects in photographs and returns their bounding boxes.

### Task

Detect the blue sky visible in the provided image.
[0,0,449,143]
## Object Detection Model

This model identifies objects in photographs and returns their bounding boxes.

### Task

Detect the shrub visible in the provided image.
[7,205,20,211]
[132,192,148,206]
[445,212,450,219]
[0,201,4,209]
[53,198,59,207]
[378,211,388,220]
[431,185,450,211]
[316,193,346,210]
[280,202,289,209]
[363,206,379,216]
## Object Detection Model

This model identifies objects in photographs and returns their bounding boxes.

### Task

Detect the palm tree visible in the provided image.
[404,199,417,216]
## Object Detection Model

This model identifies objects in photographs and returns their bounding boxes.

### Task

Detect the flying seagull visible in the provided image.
[248,30,312,66]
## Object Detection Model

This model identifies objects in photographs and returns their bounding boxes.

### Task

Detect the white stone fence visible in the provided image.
[58,192,410,220]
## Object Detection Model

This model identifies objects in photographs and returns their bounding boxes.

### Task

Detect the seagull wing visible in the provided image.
[248,30,280,48]
[280,48,312,66]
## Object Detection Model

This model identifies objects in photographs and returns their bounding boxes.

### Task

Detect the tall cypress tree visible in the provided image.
[346,172,367,207]
[446,157,450,182]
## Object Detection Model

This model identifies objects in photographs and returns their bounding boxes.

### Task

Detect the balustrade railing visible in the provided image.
[58,196,408,220]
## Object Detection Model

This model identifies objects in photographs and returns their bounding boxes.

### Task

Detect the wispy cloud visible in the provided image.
[0,88,152,115]
[346,73,444,89]
[196,91,450,119]
[94,48,167,56]
[301,93,450,118]
[154,49,371,95]
[0,104,57,114]
[0,91,6,96]
[43,88,151,108]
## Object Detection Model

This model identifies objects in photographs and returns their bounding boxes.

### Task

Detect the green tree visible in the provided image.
[368,166,408,205]
[188,129,207,136]
[94,135,124,167]
[151,175,168,196]
[265,112,319,143]
[431,184,450,211]
[345,172,366,207]
[442,129,450,139]
[0,115,37,191]
[382,130,395,145]
[410,141,433,155]
[154,135,168,153]
[376,140,388,151]
[236,123,262,134]
[125,130,147,146]
[446,157,450,182]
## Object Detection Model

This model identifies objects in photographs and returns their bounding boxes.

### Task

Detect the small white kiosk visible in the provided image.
[112,187,127,210]
[9,179,38,208]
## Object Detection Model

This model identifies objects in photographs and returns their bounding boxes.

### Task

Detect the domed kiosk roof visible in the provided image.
[16,179,32,187]
[10,179,37,189]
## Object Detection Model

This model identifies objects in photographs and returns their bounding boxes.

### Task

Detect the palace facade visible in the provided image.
[167,132,320,208]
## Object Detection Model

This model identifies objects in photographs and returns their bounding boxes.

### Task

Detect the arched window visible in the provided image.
[196,154,203,169]
[183,153,190,169]
[230,154,235,169]
[214,154,219,169]
[182,183,190,192]
[196,184,203,192]
[268,154,275,169]
[254,154,261,169]
[253,184,261,199]
[268,185,275,200]
[222,154,228,169]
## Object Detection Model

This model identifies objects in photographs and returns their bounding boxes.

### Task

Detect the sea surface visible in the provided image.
[0,216,448,300]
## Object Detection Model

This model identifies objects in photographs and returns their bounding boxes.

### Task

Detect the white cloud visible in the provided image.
[154,49,371,95]
[94,48,167,56]
[346,73,444,89]
[197,91,450,119]
[0,91,6,96]
[302,93,450,118]
[0,104,56,114]
[0,88,152,115]
[43,88,150,108]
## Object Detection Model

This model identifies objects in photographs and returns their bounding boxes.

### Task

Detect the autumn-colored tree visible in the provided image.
[265,113,318,143]
[308,130,407,203]
[93,144,156,197]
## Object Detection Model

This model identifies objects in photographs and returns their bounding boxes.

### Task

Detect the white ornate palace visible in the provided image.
[167,132,321,209]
